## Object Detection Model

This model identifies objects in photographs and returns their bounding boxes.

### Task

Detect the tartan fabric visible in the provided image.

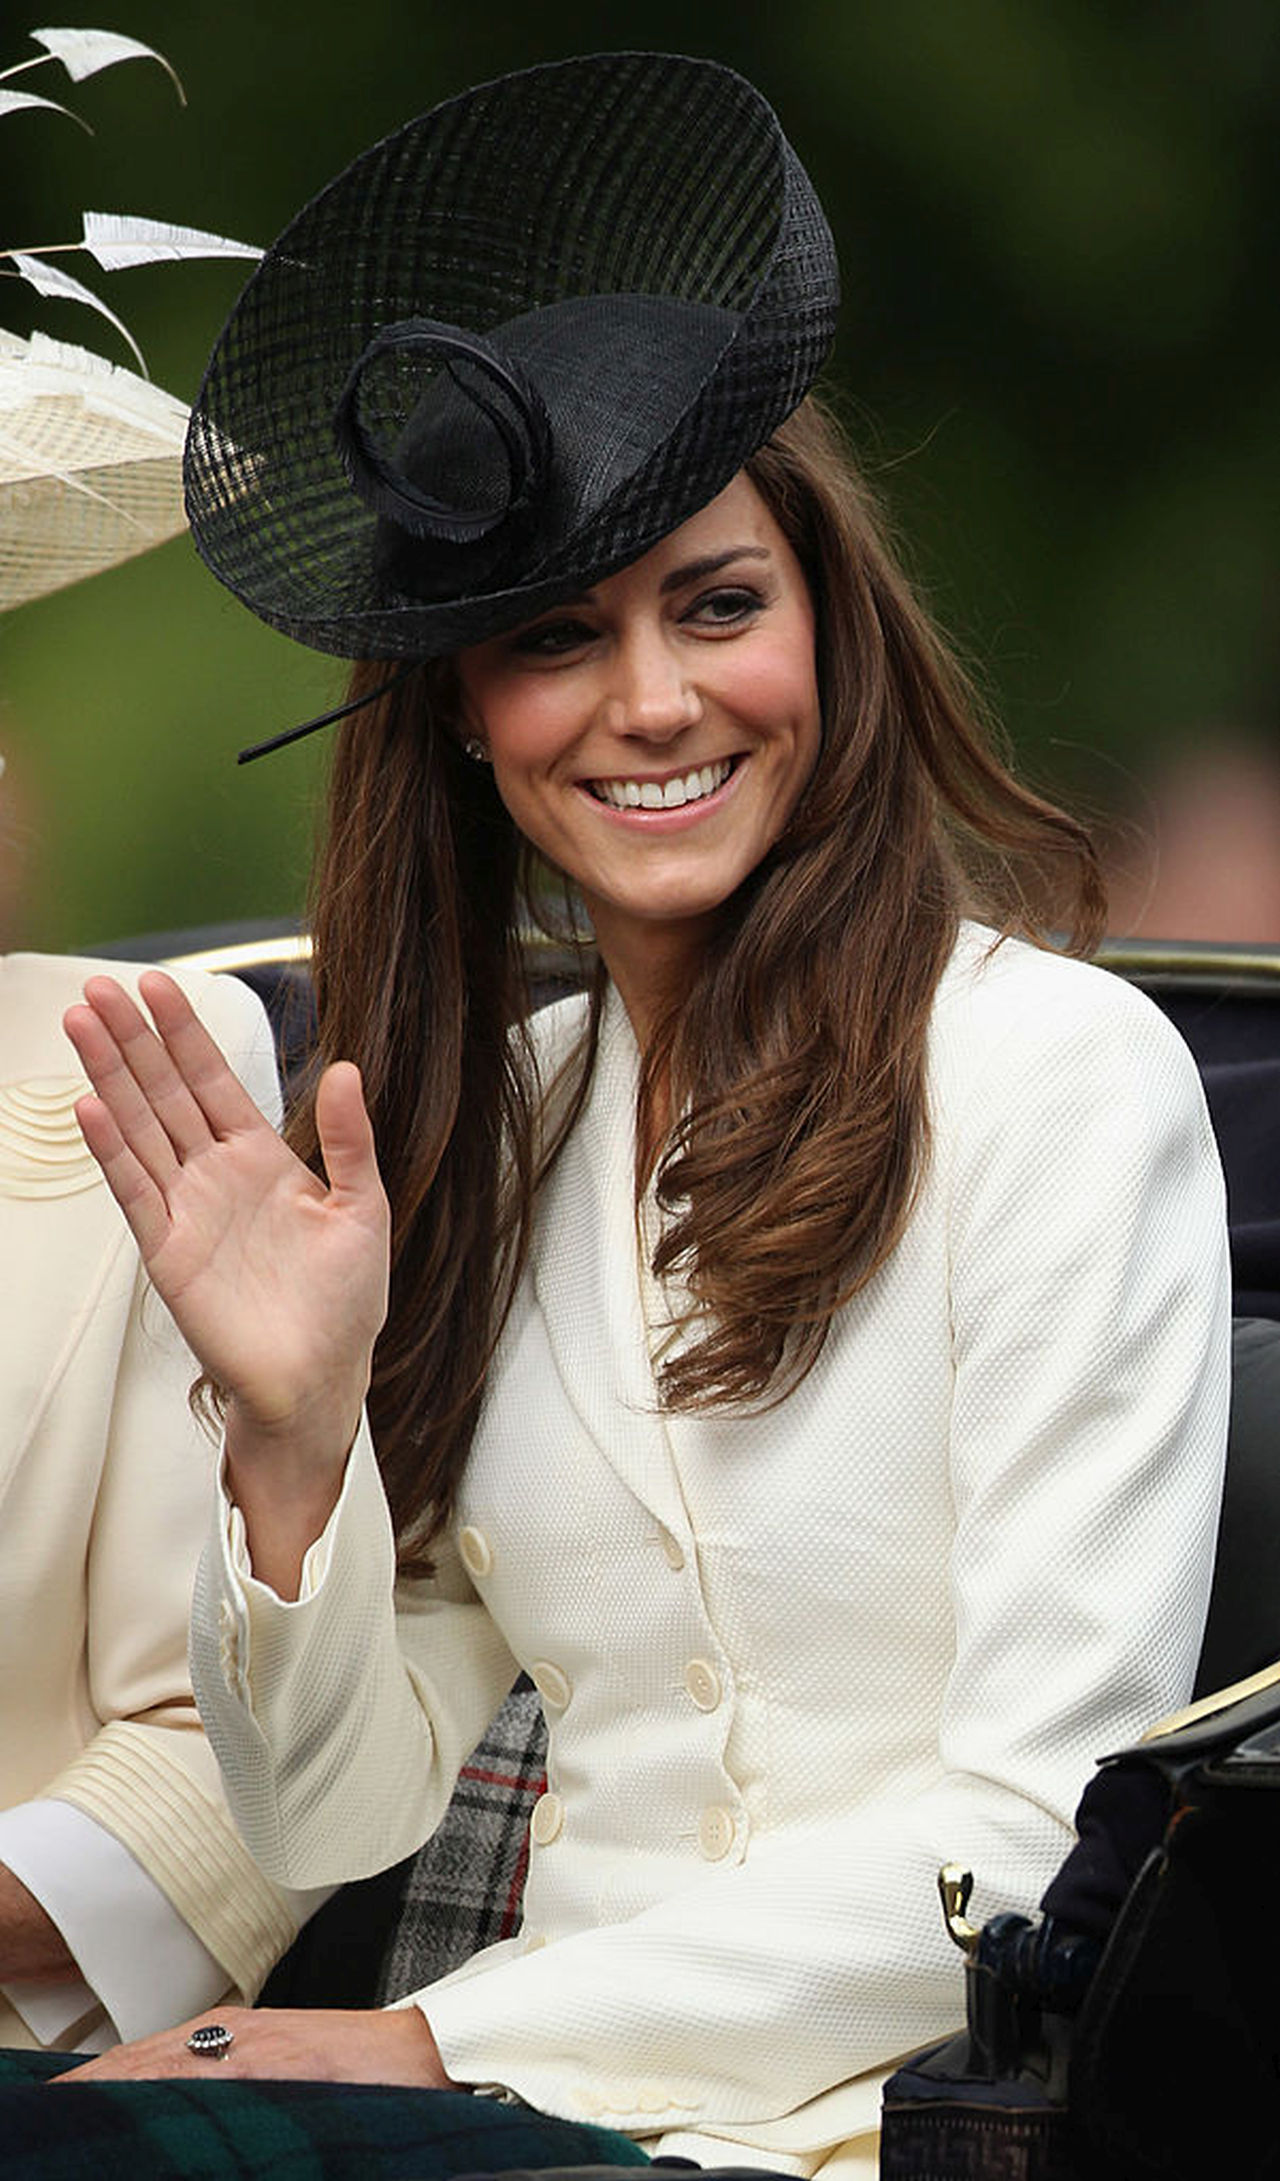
[378,1680,548,2003]
[259,1682,547,2013]
[0,2059,648,2177]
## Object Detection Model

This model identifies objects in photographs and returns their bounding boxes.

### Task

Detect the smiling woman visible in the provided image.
[29,48,1231,2181]
[456,474,821,1037]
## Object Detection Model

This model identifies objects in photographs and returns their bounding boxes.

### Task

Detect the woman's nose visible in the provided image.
[603,627,701,740]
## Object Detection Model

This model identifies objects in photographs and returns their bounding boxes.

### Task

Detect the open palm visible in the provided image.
[64,971,389,1453]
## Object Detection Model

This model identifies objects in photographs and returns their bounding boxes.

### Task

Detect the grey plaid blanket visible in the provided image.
[259,1680,548,2011]
[378,1678,548,2000]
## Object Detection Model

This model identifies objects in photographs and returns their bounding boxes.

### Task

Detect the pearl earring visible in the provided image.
[463,737,489,764]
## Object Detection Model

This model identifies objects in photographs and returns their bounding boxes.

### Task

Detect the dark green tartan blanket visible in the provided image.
[0,2056,650,2179]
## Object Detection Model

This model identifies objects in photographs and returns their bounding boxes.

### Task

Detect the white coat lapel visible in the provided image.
[531,987,689,1534]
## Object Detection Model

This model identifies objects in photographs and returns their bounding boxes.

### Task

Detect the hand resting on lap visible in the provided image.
[51,2004,452,2086]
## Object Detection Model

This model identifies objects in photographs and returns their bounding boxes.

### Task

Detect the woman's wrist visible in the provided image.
[223,1390,364,1490]
[223,1397,365,1599]
[399,2005,457,2089]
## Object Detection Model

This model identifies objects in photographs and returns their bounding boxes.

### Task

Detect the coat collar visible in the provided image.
[530,984,692,1534]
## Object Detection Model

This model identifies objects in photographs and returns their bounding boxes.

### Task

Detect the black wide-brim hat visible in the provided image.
[184,52,839,663]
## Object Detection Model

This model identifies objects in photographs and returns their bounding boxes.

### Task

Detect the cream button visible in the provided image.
[632,2082,668,2113]
[697,1804,735,1860]
[458,1524,493,1579]
[530,1792,565,1845]
[684,1657,722,1712]
[657,1525,685,1571]
[530,1659,572,1710]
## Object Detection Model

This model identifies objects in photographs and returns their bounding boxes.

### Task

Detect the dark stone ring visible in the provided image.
[185,2022,235,2060]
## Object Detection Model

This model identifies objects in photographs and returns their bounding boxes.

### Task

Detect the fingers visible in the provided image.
[54,2009,252,2084]
[137,970,268,1138]
[64,971,266,1180]
[63,993,188,1198]
[314,1061,387,1213]
[55,2006,450,2087]
[71,1090,172,1262]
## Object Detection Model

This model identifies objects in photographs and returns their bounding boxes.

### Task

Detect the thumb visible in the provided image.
[315,1062,385,1209]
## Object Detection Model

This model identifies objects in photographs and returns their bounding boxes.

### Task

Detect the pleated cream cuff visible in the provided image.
[45,1718,299,2000]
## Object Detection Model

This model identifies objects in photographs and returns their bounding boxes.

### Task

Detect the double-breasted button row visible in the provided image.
[530,1659,572,1711]
[683,1657,721,1712]
[530,1791,738,1861]
[530,1791,564,1845]
[458,1524,493,1579]
[697,1803,736,1860]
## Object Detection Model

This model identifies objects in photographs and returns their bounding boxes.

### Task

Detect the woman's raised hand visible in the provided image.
[64,972,390,1576]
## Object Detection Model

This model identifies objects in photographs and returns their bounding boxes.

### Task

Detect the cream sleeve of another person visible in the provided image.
[191,929,1230,2163]
[0,953,323,2052]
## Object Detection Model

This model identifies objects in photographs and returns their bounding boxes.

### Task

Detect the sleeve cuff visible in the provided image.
[0,1799,228,2043]
[45,1721,310,2001]
[222,1429,359,1605]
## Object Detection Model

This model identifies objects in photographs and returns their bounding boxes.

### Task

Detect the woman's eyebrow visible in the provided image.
[523,545,773,625]
[659,546,771,595]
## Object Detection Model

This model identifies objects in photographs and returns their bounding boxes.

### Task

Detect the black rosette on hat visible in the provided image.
[184,52,839,662]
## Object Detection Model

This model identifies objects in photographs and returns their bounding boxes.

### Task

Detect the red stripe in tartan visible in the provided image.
[459,1763,547,1794]
[501,1826,533,1937]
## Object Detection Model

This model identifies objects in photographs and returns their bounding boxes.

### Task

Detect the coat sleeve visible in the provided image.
[41,970,310,2008]
[189,1415,521,1887]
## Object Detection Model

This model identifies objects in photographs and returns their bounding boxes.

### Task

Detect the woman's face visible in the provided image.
[455,472,822,989]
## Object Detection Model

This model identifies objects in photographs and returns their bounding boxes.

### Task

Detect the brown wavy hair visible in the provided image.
[288,394,1105,1571]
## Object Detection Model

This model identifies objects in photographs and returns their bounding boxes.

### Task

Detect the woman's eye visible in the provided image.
[687,585,765,628]
[511,618,595,657]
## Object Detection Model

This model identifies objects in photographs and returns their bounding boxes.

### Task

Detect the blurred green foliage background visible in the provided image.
[2,0,1276,950]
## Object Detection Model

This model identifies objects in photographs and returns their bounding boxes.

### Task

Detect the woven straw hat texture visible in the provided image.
[184,52,838,662]
[0,330,187,613]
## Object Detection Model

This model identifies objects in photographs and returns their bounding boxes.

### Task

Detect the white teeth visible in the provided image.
[592,758,732,810]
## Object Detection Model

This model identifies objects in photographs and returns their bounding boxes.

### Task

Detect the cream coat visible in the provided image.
[192,928,1231,2164]
[0,953,300,2048]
